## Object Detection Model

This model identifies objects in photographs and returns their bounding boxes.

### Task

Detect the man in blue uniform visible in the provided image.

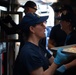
[13,13,69,75]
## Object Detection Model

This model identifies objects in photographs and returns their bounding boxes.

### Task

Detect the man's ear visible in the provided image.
[29,26,35,33]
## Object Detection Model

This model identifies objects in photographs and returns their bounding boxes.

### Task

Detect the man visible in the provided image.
[22,1,37,14]
[54,11,76,75]
[48,4,74,49]
[48,7,67,49]
[48,5,76,75]
[13,13,69,75]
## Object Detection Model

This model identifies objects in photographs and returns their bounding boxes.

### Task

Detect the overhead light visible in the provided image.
[41,0,57,3]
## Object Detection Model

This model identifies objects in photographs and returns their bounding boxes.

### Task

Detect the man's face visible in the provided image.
[24,6,37,14]
[62,10,67,15]
[60,20,70,31]
[30,22,46,39]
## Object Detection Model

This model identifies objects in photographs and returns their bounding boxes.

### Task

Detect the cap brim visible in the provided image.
[36,16,48,24]
[19,14,48,27]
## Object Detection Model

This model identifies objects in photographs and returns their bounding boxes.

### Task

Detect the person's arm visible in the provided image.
[0,18,19,34]
[3,15,17,27]
[49,55,54,64]
[65,59,76,69]
[57,59,76,73]
[31,62,58,75]
[30,48,69,75]
[48,39,55,49]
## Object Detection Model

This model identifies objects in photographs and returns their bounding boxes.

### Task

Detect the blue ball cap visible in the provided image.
[56,13,72,22]
[19,13,48,30]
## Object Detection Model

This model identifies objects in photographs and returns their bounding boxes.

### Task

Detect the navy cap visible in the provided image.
[56,13,72,22]
[60,5,73,12]
[57,13,76,27]
[21,1,36,8]
[54,5,73,13]
[19,13,48,30]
